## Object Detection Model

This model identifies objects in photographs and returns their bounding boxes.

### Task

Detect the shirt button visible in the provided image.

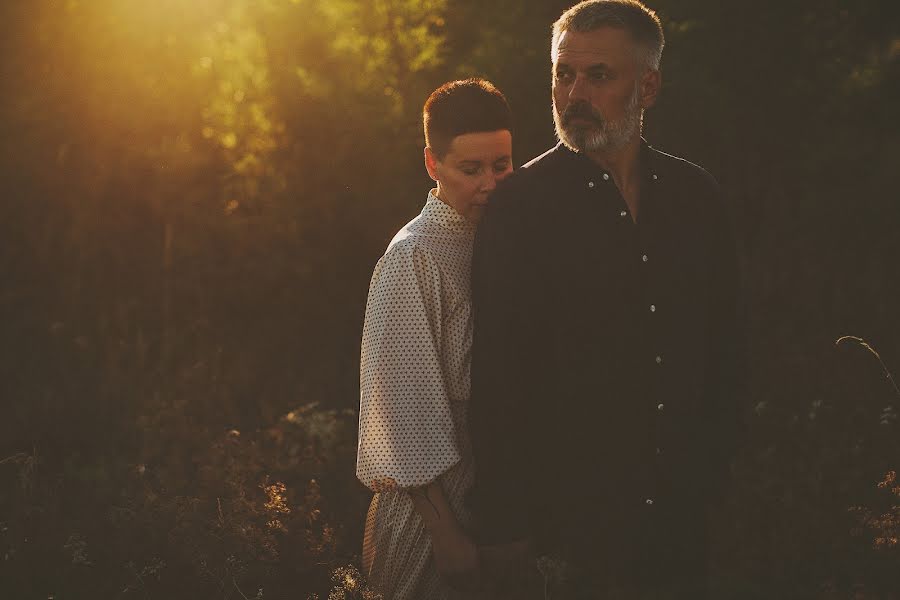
[620,210,628,218]
[650,304,656,313]
[602,173,610,181]
[656,447,662,455]
[657,403,665,411]
[642,254,648,262]
[645,498,654,505]
[655,355,663,364]
[588,181,595,188]
[652,173,659,181]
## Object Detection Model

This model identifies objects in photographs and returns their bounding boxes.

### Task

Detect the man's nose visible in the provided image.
[569,74,589,102]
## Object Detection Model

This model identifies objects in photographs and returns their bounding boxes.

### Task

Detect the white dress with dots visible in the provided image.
[357,191,478,600]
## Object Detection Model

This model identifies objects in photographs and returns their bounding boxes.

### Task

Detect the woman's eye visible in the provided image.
[461,168,479,176]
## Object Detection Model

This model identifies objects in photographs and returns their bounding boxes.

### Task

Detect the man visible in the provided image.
[467,1,743,598]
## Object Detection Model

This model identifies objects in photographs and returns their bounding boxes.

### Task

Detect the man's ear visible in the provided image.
[424,147,440,182]
[640,68,661,109]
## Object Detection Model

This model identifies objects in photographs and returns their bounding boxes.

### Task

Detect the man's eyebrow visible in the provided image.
[554,61,613,72]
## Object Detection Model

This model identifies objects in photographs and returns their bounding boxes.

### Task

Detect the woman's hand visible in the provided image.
[433,527,478,575]
[408,481,482,589]
[478,539,537,596]
[432,528,481,590]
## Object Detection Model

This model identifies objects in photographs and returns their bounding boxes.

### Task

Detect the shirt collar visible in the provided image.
[422,189,476,234]
[555,137,661,183]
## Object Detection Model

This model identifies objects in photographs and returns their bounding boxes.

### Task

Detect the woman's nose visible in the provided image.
[480,173,499,192]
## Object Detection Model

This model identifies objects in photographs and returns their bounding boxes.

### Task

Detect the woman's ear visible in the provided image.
[424,146,440,182]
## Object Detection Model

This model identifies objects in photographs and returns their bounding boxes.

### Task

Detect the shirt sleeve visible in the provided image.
[703,179,746,501]
[356,241,461,492]
[468,188,542,545]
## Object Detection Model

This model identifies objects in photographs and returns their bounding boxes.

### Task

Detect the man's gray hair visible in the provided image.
[551,0,665,70]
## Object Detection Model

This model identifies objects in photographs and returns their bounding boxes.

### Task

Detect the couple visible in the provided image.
[357,1,743,598]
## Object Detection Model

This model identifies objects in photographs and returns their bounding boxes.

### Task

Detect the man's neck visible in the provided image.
[585,136,643,222]
[584,136,642,190]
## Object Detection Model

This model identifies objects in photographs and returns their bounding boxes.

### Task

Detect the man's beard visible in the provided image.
[553,84,642,153]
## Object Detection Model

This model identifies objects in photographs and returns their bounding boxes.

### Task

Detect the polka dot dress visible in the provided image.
[357,190,480,600]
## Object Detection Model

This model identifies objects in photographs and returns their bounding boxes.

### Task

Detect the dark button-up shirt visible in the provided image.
[467,141,743,562]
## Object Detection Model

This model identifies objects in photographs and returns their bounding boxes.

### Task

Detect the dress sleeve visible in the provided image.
[356,241,461,492]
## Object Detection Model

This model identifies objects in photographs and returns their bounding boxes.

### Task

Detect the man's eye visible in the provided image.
[461,167,480,176]
[590,72,611,81]
[555,71,573,82]
[493,161,510,173]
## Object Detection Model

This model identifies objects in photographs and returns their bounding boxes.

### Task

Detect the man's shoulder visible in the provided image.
[647,145,719,193]
[486,144,568,212]
[519,143,570,173]
[646,145,731,229]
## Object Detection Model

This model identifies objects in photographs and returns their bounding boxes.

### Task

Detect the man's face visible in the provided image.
[425,130,513,224]
[552,27,654,154]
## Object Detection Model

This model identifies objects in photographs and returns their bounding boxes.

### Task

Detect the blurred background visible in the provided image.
[1,0,897,597]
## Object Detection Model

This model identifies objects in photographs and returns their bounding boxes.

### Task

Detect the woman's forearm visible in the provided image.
[409,479,465,544]
[408,478,478,580]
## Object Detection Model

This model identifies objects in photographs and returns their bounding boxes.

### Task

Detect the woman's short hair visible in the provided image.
[423,79,512,159]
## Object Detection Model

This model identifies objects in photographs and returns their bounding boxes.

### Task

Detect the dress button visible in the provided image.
[645,498,654,505]
[602,173,610,181]
[657,403,665,411]
[642,254,648,262]
[652,173,658,181]
[655,355,663,364]
[588,181,595,188]
[650,304,656,313]
[620,210,628,217]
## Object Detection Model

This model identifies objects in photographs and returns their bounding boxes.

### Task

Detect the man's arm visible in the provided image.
[704,182,746,499]
[467,185,541,546]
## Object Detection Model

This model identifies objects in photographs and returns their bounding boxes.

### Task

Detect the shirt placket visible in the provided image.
[638,169,665,512]
[590,164,665,512]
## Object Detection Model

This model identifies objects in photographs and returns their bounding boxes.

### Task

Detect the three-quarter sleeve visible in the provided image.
[356,241,461,492]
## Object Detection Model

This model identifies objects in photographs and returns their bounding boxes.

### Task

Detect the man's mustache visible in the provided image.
[562,102,603,126]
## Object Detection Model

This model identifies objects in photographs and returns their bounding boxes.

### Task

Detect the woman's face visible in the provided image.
[425,130,513,224]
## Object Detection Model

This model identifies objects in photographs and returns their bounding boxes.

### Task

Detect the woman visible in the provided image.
[356,79,513,599]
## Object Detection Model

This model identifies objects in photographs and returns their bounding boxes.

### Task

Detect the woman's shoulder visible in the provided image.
[384,220,440,261]
[370,225,444,284]
[387,210,470,260]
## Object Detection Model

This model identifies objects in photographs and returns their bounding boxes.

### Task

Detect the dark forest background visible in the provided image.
[1,0,898,598]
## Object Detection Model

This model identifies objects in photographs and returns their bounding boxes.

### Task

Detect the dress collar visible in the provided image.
[422,189,476,234]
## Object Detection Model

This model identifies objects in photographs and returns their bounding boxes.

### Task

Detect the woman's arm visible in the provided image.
[409,479,478,582]
[357,243,461,492]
